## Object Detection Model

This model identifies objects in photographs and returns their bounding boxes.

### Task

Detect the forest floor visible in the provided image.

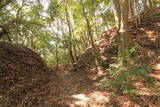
[53,60,160,107]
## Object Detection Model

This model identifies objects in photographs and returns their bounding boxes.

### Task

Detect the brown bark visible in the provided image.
[147,0,152,8]
[144,0,148,9]
[55,39,59,67]
[129,0,135,17]
[78,0,99,68]
[79,0,95,50]
[112,0,121,28]
[119,0,133,53]
[143,0,152,9]
[112,0,133,62]
[64,6,76,65]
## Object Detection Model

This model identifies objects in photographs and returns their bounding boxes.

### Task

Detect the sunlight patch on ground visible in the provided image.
[138,87,152,95]
[71,91,109,107]
[88,91,109,102]
[146,31,156,41]
[138,86,160,95]
[100,56,107,60]
[155,23,160,26]
[71,94,90,106]
[150,74,160,79]
[134,82,152,95]
[152,63,160,71]
[97,70,106,76]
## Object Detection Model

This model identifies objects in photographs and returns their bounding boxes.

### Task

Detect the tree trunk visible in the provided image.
[143,0,149,9]
[64,6,76,65]
[147,0,152,8]
[119,0,133,61]
[79,0,95,49]
[55,34,59,67]
[112,0,133,63]
[129,0,135,17]
[112,0,121,28]
[78,0,99,67]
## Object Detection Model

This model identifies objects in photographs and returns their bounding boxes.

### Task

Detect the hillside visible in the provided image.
[77,7,160,69]
[0,42,64,106]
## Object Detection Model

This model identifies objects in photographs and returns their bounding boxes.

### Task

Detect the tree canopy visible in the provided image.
[0,0,159,66]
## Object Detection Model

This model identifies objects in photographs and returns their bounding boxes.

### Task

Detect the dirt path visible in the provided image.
[55,68,109,107]
[53,63,160,107]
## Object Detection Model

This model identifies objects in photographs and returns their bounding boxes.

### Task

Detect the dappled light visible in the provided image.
[72,94,90,106]
[153,63,160,71]
[146,31,156,41]
[71,92,109,107]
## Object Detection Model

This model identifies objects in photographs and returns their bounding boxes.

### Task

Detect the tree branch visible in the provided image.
[0,19,44,39]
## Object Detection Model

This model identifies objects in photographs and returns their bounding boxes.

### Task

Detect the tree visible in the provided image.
[143,0,153,9]
[112,0,133,63]
[78,0,100,67]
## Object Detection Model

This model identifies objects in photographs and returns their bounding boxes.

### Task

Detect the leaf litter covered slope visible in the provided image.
[56,7,160,107]
[77,7,160,68]
[0,42,65,107]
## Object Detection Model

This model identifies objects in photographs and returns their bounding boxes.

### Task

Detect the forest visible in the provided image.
[0,0,160,106]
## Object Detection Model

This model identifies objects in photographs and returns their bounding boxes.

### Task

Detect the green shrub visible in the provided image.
[100,63,153,96]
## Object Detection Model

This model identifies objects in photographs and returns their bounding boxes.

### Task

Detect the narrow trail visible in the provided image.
[54,60,160,107]
[56,68,110,107]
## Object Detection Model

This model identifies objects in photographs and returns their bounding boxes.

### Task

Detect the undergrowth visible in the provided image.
[100,47,154,96]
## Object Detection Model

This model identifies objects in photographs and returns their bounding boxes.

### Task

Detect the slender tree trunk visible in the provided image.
[60,18,72,65]
[79,0,95,49]
[129,0,135,17]
[55,43,59,67]
[77,43,82,56]
[93,11,98,35]
[119,0,132,59]
[69,8,78,62]
[143,0,153,9]
[64,6,76,65]
[78,0,99,68]
[147,0,152,8]
[134,0,141,27]
[30,34,34,49]
[143,0,149,9]
[73,43,78,62]
[55,34,59,67]
[81,35,88,49]
[84,31,90,47]
[112,0,121,28]
[71,28,78,62]
[112,0,133,62]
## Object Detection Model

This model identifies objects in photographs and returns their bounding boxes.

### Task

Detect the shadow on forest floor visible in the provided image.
[54,64,160,107]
